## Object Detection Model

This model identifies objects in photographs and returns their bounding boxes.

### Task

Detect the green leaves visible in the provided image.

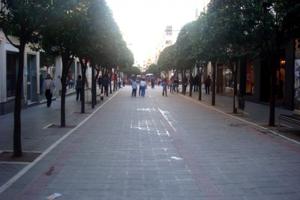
[157,45,177,71]
[39,0,133,69]
[0,0,54,47]
[169,0,299,69]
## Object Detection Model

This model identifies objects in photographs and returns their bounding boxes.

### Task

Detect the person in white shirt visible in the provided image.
[131,79,137,97]
[140,78,147,97]
[44,74,55,107]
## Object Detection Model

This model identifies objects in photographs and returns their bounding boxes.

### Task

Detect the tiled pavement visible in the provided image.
[0,86,300,199]
[177,86,293,126]
[0,89,111,188]
[178,86,300,143]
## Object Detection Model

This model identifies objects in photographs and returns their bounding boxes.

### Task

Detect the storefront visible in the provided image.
[216,64,234,95]
[294,38,300,113]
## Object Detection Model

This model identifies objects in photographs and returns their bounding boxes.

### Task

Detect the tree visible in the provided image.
[205,0,260,113]
[157,45,177,73]
[0,0,54,157]
[175,21,198,72]
[254,0,300,126]
[121,66,141,77]
[41,0,85,127]
[146,64,160,76]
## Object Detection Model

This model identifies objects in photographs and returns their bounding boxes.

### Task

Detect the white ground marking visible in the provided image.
[180,95,300,145]
[136,107,156,112]
[42,123,53,130]
[171,156,183,161]
[130,120,151,131]
[0,91,120,194]
[156,130,170,137]
[158,108,177,132]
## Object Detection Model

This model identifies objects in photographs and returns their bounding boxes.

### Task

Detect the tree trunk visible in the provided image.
[233,61,238,114]
[80,60,86,114]
[109,69,112,94]
[238,57,246,110]
[269,54,277,126]
[189,69,193,97]
[212,61,216,106]
[91,65,96,108]
[60,56,72,127]
[198,69,202,101]
[182,69,186,95]
[60,75,67,127]
[13,43,25,157]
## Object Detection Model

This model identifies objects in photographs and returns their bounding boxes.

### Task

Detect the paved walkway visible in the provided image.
[0,88,113,187]
[0,86,299,199]
[176,86,300,143]
[181,87,292,126]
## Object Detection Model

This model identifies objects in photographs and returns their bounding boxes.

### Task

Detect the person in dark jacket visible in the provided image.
[76,75,83,101]
[205,75,211,94]
[102,73,110,96]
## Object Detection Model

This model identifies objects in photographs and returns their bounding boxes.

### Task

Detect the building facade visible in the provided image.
[0,31,41,114]
[211,38,299,112]
[0,30,83,115]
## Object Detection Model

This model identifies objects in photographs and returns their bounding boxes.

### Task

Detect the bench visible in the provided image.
[278,114,300,129]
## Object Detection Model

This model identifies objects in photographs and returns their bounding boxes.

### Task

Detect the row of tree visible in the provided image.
[151,0,299,126]
[0,0,134,157]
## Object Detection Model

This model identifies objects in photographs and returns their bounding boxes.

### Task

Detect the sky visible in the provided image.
[106,0,210,67]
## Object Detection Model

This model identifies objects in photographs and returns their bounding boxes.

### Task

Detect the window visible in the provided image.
[6,51,18,97]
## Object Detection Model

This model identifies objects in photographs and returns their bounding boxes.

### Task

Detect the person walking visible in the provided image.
[131,78,137,97]
[140,78,147,97]
[102,73,110,97]
[44,74,55,107]
[76,75,83,101]
[205,75,211,95]
[162,78,168,96]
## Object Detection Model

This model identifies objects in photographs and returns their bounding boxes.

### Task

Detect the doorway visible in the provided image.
[27,54,38,103]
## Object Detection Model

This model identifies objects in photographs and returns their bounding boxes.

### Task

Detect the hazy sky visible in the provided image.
[106,0,210,66]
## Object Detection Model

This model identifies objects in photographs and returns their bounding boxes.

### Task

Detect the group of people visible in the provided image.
[43,74,85,108]
[130,75,212,98]
[131,78,147,97]
[44,72,124,108]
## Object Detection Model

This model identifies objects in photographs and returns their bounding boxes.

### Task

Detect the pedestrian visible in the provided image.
[140,78,147,97]
[182,75,188,95]
[170,76,174,93]
[44,74,55,107]
[162,78,168,96]
[102,73,110,97]
[118,77,122,89]
[76,75,83,101]
[174,77,179,93]
[98,75,103,90]
[131,78,137,97]
[151,77,155,88]
[205,75,211,94]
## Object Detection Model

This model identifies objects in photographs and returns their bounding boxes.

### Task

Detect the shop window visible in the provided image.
[224,67,233,88]
[6,51,18,97]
